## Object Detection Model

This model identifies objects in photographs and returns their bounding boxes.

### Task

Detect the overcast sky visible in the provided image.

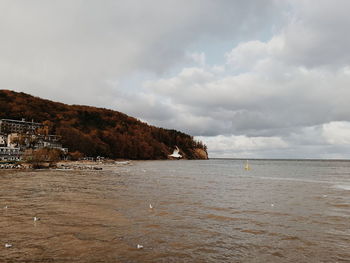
[1,0,350,158]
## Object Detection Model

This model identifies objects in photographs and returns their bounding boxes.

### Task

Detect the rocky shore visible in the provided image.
[0,160,132,170]
[0,163,26,169]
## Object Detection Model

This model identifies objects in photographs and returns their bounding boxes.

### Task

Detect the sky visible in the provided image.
[1,0,350,158]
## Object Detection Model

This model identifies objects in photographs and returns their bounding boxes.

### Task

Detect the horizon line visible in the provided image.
[209,157,350,161]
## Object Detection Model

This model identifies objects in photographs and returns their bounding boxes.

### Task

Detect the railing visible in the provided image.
[0,147,22,155]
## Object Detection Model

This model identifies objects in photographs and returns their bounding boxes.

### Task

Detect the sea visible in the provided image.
[1,159,349,262]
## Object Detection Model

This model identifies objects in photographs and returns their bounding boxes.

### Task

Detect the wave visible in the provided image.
[334,184,350,191]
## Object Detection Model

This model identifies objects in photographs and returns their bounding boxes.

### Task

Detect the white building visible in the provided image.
[0,135,6,146]
[0,118,68,161]
[0,119,43,134]
[0,147,21,161]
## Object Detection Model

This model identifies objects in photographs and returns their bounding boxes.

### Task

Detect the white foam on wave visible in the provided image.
[250,176,333,185]
[334,184,350,191]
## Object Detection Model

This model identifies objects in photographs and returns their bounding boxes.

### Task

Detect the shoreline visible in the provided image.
[0,158,209,170]
[0,159,133,170]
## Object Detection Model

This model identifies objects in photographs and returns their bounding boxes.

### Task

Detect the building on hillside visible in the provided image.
[0,118,68,161]
[0,147,21,161]
[0,134,6,146]
[0,119,43,135]
[34,135,68,153]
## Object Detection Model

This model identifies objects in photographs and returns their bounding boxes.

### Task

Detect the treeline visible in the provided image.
[0,90,207,159]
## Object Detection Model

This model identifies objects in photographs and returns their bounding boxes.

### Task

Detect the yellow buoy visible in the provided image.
[244,160,251,171]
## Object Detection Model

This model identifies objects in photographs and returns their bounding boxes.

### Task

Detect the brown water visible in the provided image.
[0,160,349,262]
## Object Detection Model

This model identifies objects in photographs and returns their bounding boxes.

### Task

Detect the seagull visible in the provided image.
[149,204,153,209]
[271,204,274,207]
[33,217,40,221]
[4,205,8,209]
[169,146,182,159]
[137,244,143,249]
[5,243,12,248]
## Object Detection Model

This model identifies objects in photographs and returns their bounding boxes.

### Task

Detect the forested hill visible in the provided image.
[0,90,208,160]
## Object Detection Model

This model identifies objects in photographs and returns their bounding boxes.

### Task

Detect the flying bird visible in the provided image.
[169,146,182,159]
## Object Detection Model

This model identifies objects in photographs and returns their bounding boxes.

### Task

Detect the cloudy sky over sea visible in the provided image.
[2,0,350,158]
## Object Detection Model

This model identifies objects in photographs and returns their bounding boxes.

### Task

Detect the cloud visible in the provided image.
[196,134,288,158]
[144,62,350,138]
[138,1,350,158]
[282,0,350,68]
[225,37,284,71]
[0,0,281,104]
[197,122,350,159]
[2,1,350,158]
[322,121,350,145]
[186,52,206,67]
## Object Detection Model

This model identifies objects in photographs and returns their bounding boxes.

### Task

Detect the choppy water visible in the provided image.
[0,159,350,262]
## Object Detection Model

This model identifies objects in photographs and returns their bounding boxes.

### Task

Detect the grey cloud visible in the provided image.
[0,0,281,104]
[2,0,350,158]
[281,0,350,68]
[145,65,350,138]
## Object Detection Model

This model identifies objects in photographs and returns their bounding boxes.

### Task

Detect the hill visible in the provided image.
[0,90,208,160]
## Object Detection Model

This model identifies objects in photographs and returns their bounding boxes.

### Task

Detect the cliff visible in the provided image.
[0,90,208,160]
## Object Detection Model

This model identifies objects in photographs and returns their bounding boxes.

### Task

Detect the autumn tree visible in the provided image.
[0,90,208,160]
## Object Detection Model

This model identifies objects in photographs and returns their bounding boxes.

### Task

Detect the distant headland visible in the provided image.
[0,90,208,163]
